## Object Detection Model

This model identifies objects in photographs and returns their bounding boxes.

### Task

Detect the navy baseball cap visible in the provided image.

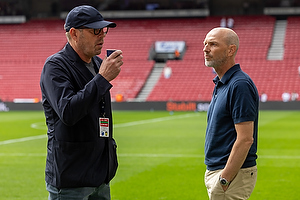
[64,5,116,32]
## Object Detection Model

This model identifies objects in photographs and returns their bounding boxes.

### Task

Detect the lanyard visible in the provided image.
[100,97,106,118]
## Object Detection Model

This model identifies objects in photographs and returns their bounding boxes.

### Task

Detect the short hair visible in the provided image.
[66,31,71,41]
[65,29,83,42]
[225,29,239,54]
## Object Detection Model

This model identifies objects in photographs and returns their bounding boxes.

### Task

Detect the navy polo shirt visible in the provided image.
[204,64,259,171]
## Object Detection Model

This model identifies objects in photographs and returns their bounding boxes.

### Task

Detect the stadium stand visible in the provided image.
[0,20,66,102]
[147,16,300,101]
[0,16,299,102]
[237,16,300,101]
[147,15,278,101]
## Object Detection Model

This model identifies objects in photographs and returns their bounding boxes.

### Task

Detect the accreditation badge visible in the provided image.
[99,118,109,137]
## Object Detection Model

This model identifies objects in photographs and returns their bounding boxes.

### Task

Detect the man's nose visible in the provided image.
[203,45,209,52]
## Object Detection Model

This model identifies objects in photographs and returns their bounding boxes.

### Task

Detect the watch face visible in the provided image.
[221,179,227,185]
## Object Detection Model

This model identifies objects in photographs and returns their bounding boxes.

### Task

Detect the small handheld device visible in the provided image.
[106,49,116,57]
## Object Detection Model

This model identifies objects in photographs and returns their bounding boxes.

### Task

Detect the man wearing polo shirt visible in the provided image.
[203,28,259,200]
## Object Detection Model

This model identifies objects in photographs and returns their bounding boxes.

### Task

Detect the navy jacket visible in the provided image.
[40,43,117,188]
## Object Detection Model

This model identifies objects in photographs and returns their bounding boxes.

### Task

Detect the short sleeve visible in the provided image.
[231,79,258,124]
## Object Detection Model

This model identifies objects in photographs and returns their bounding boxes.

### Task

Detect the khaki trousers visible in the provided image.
[205,166,257,200]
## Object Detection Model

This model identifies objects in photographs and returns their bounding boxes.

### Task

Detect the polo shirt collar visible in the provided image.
[213,64,241,85]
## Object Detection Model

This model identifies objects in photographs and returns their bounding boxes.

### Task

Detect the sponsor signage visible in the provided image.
[166,101,210,112]
[155,41,186,53]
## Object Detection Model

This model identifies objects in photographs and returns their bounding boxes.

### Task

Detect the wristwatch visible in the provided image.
[219,176,230,186]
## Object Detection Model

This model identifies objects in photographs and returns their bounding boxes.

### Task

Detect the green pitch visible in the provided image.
[0,110,300,199]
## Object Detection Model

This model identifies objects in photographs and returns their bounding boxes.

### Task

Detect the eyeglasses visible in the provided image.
[76,26,109,35]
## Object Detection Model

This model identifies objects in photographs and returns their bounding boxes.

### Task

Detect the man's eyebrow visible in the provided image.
[204,40,218,44]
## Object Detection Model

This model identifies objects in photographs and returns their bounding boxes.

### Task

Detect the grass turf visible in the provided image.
[0,110,299,199]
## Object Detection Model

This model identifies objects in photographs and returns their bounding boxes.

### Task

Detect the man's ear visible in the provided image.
[228,44,237,56]
[69,28,79,41]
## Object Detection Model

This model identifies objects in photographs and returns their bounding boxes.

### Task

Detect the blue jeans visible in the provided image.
[46,182,111,200]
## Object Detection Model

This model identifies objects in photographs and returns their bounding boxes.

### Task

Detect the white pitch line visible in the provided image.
[259,155,300,159]
[0,153,46,157]
[0,113,199,146]
[0,135,46,145]
[30,122,47,130]
[2,112,299,161]
[119,153,205,158]
[119,154,300,159]
[0,153,299,160]
[0,153,202,157]
[114,113,199,128]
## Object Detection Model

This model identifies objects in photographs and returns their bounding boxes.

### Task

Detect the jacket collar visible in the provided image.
[64,42,84,64]
[63,42,102,79]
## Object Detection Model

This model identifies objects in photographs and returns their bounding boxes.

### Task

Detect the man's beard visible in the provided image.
[205,53,227,68]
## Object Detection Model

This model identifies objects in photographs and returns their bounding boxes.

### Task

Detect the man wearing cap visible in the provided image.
[40,5,123,200]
